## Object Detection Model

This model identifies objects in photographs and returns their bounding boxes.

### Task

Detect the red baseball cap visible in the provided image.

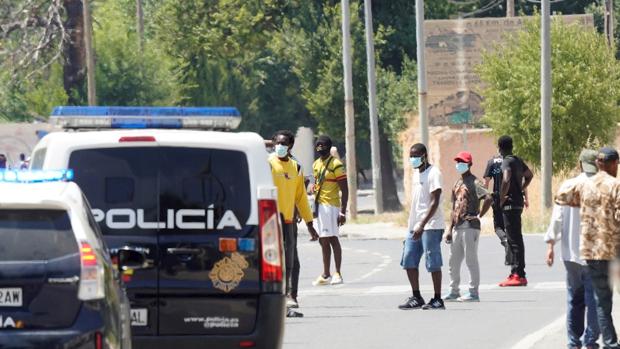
[454,151,473,164]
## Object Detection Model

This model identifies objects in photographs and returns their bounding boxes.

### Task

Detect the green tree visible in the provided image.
[478,16,620,171]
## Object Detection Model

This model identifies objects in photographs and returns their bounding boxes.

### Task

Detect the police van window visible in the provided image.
[69,147,160,236]
[0,209,76,261]
[105,177,134,203]
[30,148,47,169]
[159,147,251,231]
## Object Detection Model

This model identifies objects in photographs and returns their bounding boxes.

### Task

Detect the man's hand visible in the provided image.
[546,245,554,267]
[338,212,346,226]
[307,223,319,241]
[444,230,453,244]
[412,222,424,240]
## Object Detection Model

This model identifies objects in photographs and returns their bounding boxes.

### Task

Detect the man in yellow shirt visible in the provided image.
[269,130,318,316]
[312,135,348,286]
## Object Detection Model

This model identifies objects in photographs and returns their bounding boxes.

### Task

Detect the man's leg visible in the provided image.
[319,238,331,277]
[492,203,512,265]
[564,261,586,348]
[282,222,295,295]
[582,264,601,348]
[463,228,481,296]
[503,209,526,278]
[329,237,342,274]
[401,237,423,296]
[291,223,300,301]
[587,260,619,349]
[406,268,420,294]
[423,230,444,299]
[448,228,464,296]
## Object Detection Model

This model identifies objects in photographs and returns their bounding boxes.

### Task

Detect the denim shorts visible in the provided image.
[401,229,444,272]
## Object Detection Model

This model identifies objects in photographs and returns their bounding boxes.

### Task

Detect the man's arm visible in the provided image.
[483,177,491,190]
[544,205,563,266]
[338,179,348,226]
[523,167,533,190]
[294,175,319,240]
[479,195,493,217]
[413,189,442,240]
[500,168,511,207]
[446,188,456,242]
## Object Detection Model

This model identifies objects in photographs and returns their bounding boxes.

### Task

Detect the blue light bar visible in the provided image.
[50,106,242,130]
[0,170,74,183]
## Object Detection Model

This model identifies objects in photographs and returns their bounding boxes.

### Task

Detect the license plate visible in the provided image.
[130,308,148,327]
[0,288,22,307]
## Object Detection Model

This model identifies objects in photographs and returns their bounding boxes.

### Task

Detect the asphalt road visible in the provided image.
[283,234,566,349]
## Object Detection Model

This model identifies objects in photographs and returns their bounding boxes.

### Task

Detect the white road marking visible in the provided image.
[509,315,564,349]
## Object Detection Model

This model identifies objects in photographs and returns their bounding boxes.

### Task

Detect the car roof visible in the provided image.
[0,181,84,210]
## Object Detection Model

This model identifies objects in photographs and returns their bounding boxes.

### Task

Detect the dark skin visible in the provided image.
[445,163,493,244]
[275,134,319,241]
[499,148,533,207]
[316,142,348,276]
[407,146,442,297]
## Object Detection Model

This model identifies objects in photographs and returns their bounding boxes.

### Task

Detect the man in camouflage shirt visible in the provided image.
[555,147,620,349]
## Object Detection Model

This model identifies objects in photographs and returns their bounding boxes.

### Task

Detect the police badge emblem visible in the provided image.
[209,252,250,293]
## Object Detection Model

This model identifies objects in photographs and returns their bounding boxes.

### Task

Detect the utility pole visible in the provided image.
[506,0,515,17]
[82,0,97,106]
[363,0,383,215]
[342,0,358,220]
[541,0,552,209]
[136,0,145,52]
[604,0,614,46]
[415,0,429,146]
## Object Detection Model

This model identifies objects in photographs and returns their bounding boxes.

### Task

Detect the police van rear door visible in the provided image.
[157,146,260,336]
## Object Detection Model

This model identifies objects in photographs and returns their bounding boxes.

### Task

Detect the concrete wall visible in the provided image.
[0,123,58,167]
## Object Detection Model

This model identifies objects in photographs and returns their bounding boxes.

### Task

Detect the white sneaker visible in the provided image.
[312,275,331,286]
[331,272,343,285]
[286,296,299,308]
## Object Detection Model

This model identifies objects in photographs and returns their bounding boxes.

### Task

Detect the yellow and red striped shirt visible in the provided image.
[313,157,347,208]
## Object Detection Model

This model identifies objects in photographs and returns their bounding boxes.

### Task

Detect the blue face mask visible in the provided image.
[410,157,423,169]
[456,162,469,174]
[275,144,289,158]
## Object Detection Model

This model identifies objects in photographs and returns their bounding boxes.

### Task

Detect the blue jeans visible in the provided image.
[401,229,444,272]
[565,261,600,348]
[587,260,620,349]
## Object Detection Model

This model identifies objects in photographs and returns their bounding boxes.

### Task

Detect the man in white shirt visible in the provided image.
[545,149,600,349]
[399,143,446,310]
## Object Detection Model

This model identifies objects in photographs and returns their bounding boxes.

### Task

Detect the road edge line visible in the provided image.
[510,314,564,349]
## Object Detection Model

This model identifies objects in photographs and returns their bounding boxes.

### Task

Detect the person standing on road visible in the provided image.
[312,135,348,286]
[556,147,620,349]
[545,149,600,349]
[484,152,513,266]
[444,151,492,303]
[399,143,446,310]
[497,135,533,287]
[269,130,319,318]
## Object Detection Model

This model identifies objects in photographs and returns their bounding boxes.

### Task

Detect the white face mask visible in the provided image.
[275,144,289,158]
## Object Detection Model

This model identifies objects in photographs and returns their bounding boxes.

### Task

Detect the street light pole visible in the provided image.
[541,0,552,209]
[415,0,429,146]
[507,0,515,17]
[342,0,358,220]
[363,0,383,215]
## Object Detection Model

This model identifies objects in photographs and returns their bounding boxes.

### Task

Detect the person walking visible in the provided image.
[484,152,513,266]
[399,143,446,310]
[497,135,533,287]
[312,135,348,286]
[545,149,600,349]
[444,151,492,303]
[269,130,319,317]
[556,147,620,349]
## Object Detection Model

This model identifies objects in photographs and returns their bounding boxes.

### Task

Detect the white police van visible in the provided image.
[0,170,132,349]
[31,107,285,349]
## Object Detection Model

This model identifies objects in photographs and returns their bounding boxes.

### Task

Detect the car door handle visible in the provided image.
[112,246,155,271]
[166,247,203,255]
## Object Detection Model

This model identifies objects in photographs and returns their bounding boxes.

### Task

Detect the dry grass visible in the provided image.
[351,211,410,226]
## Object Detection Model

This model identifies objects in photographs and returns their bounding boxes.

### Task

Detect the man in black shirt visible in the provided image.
[483,154,512,266]
[496,136,533,287]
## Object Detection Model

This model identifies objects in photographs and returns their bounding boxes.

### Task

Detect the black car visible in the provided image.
[0,179,132,349]
[34,107,287,349]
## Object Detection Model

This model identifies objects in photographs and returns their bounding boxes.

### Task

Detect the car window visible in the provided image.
[30,148,47,169]
[0,209,77,261]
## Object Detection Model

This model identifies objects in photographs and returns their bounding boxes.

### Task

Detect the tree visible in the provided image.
[478,16,620,171]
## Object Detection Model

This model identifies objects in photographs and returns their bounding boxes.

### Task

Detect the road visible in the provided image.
[284,234,565,349]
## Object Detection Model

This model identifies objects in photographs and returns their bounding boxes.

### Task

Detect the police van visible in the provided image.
[31,107,285,349]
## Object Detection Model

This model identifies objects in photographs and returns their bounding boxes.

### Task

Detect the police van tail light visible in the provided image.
[78,242,105,300]
[258,199,283,282]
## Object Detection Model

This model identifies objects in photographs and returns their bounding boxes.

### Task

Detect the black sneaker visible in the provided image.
[398,296,425,310]
[286,309,304,318]
[422,298,445,310]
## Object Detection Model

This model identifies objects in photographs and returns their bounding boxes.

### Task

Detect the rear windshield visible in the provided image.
[0,210,77,261]
[69,147,251,235]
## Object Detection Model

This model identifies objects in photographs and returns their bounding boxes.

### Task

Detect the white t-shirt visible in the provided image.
[407,165,445,235]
